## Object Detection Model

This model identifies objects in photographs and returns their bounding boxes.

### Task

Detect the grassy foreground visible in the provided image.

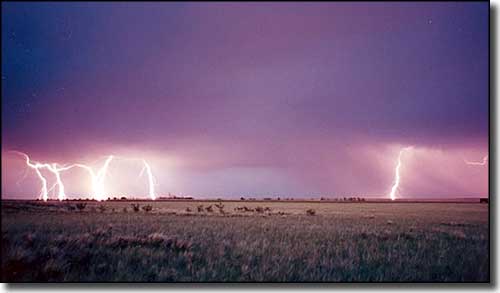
[1,200,489,282]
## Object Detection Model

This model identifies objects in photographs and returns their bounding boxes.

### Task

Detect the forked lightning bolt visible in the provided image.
[388,147,412,201]
[16,152,49,201]
[9,151,157,201]
[73,156,114,201]
[46,163,75,201]
[10,151,71,201]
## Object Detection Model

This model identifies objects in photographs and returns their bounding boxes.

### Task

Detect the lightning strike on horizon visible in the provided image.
[33,167,49,201]
[118,156,157,200]
[11,151,51,201]
[45,163,76,201]
[141,160,156,200]
[388,147,412,201]
[464,155,488,166]
[10,151,157,200]
[30,162,49,201]
[73,155,114,201]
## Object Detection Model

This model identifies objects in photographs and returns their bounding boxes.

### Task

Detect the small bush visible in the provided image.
[215,202,225,214]
[255,206,264,213]
[186,207,192,212]
[243,206,254,212]
[197,205,204,212]
[306,209,316,216]
[142,205,153,212]
[76,203,87,211]
[131,204,140,212]
[66,205,76,211]
[205,205,213,213]
[98,205,106,213]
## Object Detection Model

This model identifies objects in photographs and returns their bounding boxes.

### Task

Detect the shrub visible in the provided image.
[255,206,264,213]
[66,205,76,211]
[131,204,140,212]
[197,205,204,212]
[98,205,106,213]
[215,202,225,214]
[76,203,87,211]
[306,209,316,216]
[142,205,153,212]
[205,205,213,212]
[186,207,192,212]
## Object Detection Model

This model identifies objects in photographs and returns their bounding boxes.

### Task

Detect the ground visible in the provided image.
[1,200,489,282]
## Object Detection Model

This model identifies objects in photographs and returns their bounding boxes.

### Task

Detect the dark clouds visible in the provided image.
[2,3,489,198]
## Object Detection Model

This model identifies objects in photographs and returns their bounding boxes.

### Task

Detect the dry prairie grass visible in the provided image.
[1,200,489,282]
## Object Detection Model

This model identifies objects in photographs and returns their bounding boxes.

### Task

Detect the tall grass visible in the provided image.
[1,201,489,282]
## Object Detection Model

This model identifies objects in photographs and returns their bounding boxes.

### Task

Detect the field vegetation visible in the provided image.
[1,200,489,282]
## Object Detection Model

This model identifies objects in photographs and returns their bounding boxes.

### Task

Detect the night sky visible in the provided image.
[2,2,489,199]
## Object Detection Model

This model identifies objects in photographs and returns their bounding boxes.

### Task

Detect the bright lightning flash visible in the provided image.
[46,163,73,201]
[21,153,49,201]
[141,160,156,200]
[388,147,412,201]
[10,151,73,201]
[464,155,488,166]
[9,151,157,201]
[73,155,114,201]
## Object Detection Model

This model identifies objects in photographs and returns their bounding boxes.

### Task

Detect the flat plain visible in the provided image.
[1,200,489,282]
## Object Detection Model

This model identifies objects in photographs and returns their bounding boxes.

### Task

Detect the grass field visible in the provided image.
[1,200,489,282]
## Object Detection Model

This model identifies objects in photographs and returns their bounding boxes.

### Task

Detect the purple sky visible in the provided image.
[2,2,489,199]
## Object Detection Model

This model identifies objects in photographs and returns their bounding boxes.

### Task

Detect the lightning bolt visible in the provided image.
[141,160,156,200]
[26,157,49,201]
[73,155,114,201]
[9,151,157,200]
[9,151,70,201]
[464,155,488,166]
[388,147,412,201]
[117,156,157,200]
[46,163,79,201]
